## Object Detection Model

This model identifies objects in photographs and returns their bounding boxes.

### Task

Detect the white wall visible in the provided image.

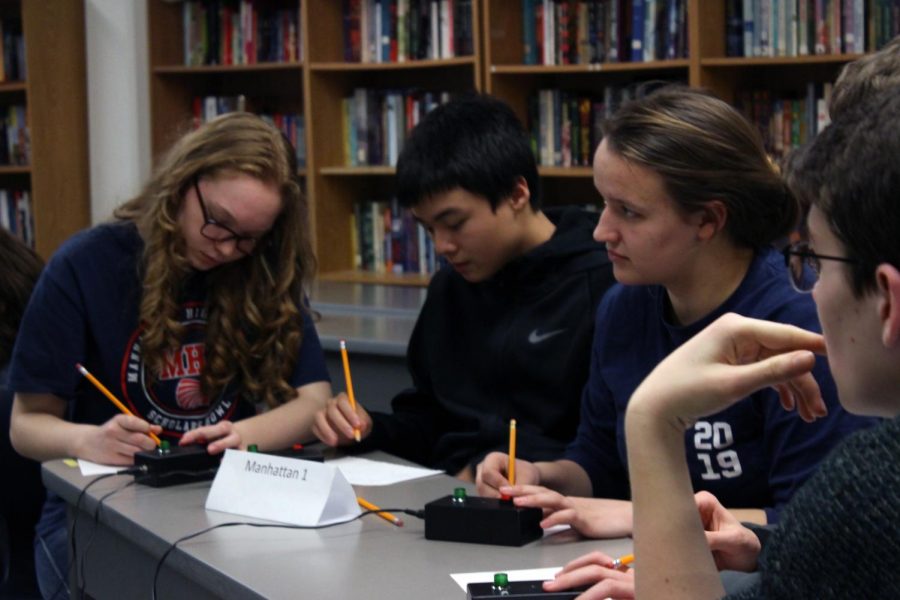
[85,0,151,223]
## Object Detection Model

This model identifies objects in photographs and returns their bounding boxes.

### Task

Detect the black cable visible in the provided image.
[66,468,140,600]
[70,464,222,598]
[77,478,138,599]
[151,506,427,600]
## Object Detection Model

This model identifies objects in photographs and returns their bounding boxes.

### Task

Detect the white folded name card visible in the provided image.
[205,449,361,527]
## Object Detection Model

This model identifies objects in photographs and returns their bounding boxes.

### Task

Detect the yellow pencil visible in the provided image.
[611,553,634,570]
[357,496,403,527]
[76,363,161,446]
[339,339,361,442]
[508,418,517,486]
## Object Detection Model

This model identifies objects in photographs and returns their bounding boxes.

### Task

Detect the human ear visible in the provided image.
[696,200,727,241]
[875,263,900,348]
[506,177,531,212]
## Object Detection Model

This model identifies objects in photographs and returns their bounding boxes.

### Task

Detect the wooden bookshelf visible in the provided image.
[147,0,481,286]
[0,0,90,259]
[147,0,879,286]
[483,0,865,207]
[148,1,305,157]
[302,0,482,285]
[689,0,861,101]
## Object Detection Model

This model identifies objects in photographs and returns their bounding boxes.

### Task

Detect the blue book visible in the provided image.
[631,0,645,62]
[743,0,754,57]
[523,0,537,64]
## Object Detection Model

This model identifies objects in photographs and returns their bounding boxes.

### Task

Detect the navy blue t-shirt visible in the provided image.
[9,222,330,535]
[10,222,328,433]
[565,248,878,523]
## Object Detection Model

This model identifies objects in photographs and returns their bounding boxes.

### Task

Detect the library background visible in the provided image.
[2,0,899,285]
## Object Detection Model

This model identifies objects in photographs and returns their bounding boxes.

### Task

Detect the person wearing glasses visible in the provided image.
[8,112,332,600]
[549,86,900,600]
[477,87,876,544]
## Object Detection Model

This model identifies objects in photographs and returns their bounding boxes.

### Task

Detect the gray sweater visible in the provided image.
[727,415,899,599]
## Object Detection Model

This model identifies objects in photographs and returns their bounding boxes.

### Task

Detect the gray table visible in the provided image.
[44,453,632,599]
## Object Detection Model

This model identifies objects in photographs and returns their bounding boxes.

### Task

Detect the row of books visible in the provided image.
[191,96,306,166]
[182,0,300,66]
[341,88,451,167]
[523,0,688,65]
[351,199,440,275]
[527,82,678,167]
[0,104,29,166]
[1,189,33,248]
[0,18,25,82]
[343,0,474,63]
[735,82,833,159]
[725,0,897,57]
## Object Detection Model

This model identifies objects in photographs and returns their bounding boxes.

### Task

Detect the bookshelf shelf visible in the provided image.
[700,54,864,68]
[490,60,690,74]
[0,81,27,93]
[309,57,477,72]
[0,165,30,175]
[320,166,395,176]
[153,62,304,75]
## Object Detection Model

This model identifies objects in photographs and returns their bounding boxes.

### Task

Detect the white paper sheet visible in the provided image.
[327,456,443,486]
[450,567,562,591]
[77,459,123,476]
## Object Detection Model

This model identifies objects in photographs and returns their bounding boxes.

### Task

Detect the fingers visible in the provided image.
[312,395,369,447]
[181,421,239,454]
[108,415,158,451]
[312,409,340,446]
[556,551,616,574]
[719,313,826,356]
[474,452,510,497]
[540,508,578,529]
[543,563,634,600]
[766,356,828,422]
[507,485,568,509]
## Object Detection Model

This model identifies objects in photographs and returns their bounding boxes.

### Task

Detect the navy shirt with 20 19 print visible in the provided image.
[564,248,880,523]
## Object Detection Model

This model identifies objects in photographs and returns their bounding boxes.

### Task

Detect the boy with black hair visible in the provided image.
[313,94,615,479]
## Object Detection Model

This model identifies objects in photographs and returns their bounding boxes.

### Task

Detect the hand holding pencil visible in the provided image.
[311,342,373,447]
[75,363,163,464]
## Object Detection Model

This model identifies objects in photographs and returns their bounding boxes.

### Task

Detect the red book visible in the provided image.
[390,0,398,61]
[222,5,233,65]
[536,1,544,65]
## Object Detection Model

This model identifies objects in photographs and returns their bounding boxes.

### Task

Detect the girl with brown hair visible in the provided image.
[9,112,333,599]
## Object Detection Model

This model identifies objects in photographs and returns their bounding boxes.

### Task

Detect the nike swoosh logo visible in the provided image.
[528,328,566,344]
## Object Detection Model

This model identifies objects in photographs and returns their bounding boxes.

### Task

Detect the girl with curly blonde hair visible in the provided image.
[9,112,333,600]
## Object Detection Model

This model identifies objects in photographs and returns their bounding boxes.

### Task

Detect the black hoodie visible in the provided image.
[358,206,615,474]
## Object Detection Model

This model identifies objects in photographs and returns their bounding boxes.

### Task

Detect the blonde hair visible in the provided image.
[114,112,315,407]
